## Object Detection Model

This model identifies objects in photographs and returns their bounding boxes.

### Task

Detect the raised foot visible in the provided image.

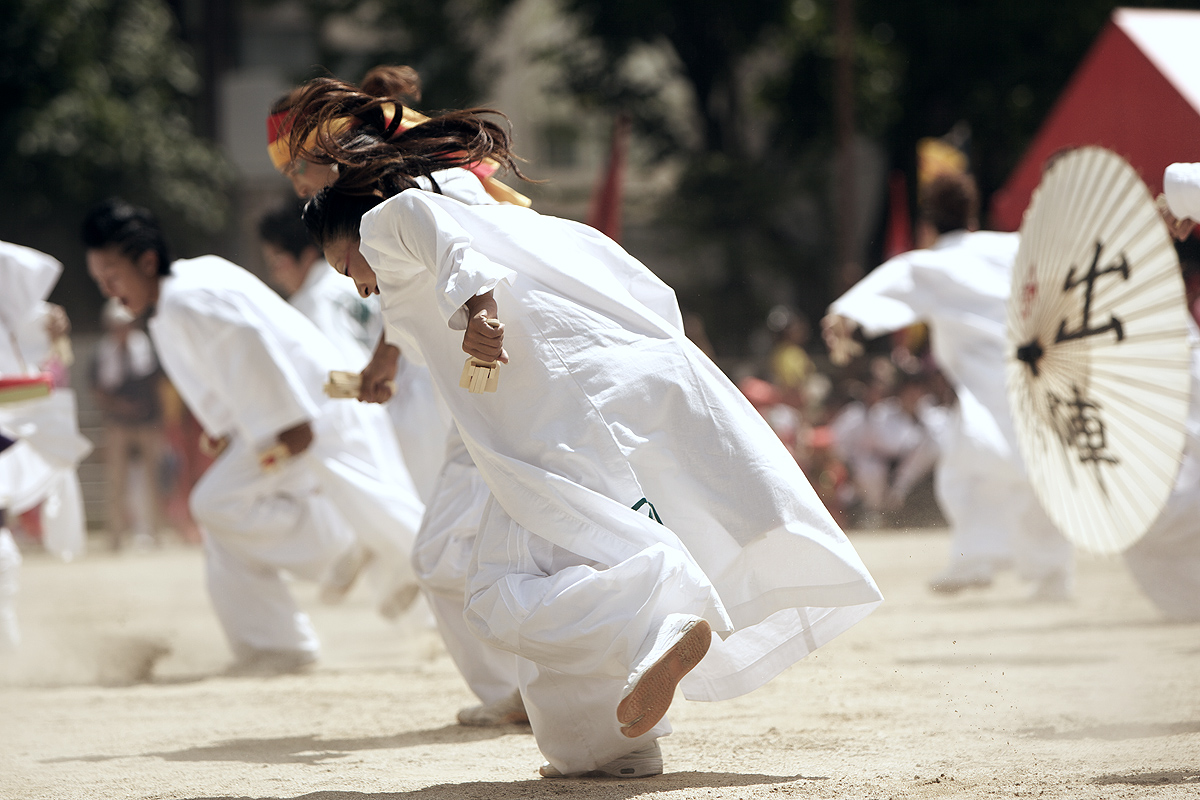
[617,616,711,739]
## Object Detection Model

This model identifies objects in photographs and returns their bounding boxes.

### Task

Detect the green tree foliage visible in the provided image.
[0,0,231,239]
[293,0,518,109]
[856,0,1199,207]
[552,0,902,351]
[548,0,1200,354]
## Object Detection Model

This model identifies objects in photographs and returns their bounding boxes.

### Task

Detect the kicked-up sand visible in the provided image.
[0,528,1197,799]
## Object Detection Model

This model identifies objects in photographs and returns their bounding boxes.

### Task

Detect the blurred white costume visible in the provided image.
[829,231,1073,591]
[0,242,93,651]
[1120,257,1200,619]
[359,189,882,774]
[291,231,520,706]
[148,256,424,661]
[1164,162,1200,222]
[289,257,447,503]
[834,395,943,520]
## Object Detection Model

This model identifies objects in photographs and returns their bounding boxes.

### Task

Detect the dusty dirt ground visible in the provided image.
[1,528,1197,800]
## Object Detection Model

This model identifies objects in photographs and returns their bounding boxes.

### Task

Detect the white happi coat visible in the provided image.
[829,231,1071,577]
[149,256,424,652]
[359,190,882,705]
[288,257,448,502]
[0,241,90,561]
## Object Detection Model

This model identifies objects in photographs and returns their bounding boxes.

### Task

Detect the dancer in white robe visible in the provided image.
[82,199,424,673]
[319,184,881,777]
[259,202,448,504]
[289,86,882,777]
[825,173,1073,598]
[259,198,522,711]
[0,241,93,651]
[267,84,530,723]
[1122,164,1200,621]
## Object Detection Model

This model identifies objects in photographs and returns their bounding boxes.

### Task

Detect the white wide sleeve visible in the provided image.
[361,190,516,329]
[1164,163,1200,222]
[155,298,319,445]
[827,255,922,338]
[560,218,685,332]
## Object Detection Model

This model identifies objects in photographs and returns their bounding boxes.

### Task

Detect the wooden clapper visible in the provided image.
[459,319,501,394]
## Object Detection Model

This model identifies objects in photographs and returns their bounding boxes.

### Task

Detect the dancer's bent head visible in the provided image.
[81,198,170,315]
[301,187,385,299]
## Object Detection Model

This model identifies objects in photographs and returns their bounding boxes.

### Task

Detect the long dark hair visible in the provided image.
[301,188,384,249]
[282,78,529,197]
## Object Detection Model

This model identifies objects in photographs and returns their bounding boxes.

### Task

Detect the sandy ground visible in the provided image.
[1,528,1197,800]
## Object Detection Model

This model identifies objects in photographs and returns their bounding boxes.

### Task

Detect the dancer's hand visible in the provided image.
[821,314,862,366]
[1157,194,1196,241]
[463,291,508,364]
[276,421,314,456]
[359,337,400,404]
[199,432,229,459]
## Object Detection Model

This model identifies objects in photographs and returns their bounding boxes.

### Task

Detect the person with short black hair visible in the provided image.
[824,172,1074,599]
[82,197,426,675]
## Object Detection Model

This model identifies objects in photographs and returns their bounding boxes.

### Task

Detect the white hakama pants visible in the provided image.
[463,497,711,774]
[191,433,354,657]
[386,358,453,504]
[411,431,518,705]
[935,424,1073,582]
[1123,445,1200,621]
[193,402,423,657]
[310,401,425,605]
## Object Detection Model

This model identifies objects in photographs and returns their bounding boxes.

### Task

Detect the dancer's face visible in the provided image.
[85,247,160,316]
[282,158,337,199]
[324,237,378,299]
[261,243,308,296]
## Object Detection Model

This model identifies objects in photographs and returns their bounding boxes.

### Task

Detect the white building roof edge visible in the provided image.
[1115,7,1200,116]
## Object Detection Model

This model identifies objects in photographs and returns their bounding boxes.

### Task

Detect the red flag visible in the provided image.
[587,113,630,242]
[883,170,914,259]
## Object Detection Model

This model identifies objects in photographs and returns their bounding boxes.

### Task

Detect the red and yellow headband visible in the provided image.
[266,102,427,170]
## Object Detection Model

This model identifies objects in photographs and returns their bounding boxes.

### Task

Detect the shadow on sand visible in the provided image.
[1018,720,1200,741]
[42,724,531,766]
[177,772,821,800]
[1092,769,1200,785]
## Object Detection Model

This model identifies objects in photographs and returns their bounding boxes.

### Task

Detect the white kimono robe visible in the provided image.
[148,256,424,657]
[359,190,881,772]
[829,231,1073,580]
[289,258,448,503]
[0,241,93,650]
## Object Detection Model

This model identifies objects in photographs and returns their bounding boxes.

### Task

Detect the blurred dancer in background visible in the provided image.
[824,173,1073,599]
[82,198,425,674]
[263,65,531,725]
[90,298,168,551]
[0,241,93,652]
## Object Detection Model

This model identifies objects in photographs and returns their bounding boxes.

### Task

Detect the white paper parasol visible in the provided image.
[1006,147,1192,553]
